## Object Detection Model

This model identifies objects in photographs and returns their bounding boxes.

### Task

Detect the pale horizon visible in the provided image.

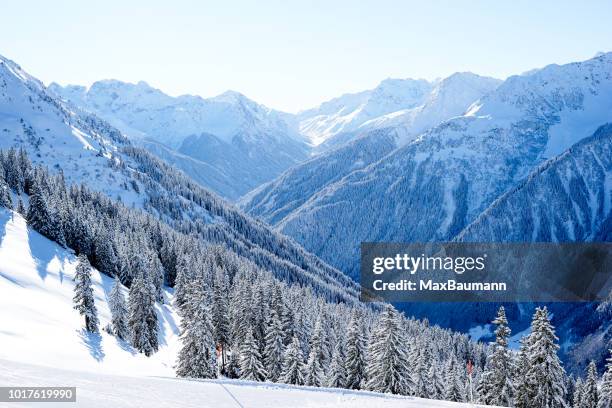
[2,0,612,113]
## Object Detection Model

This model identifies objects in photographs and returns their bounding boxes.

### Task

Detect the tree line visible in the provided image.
[1,147,610,406]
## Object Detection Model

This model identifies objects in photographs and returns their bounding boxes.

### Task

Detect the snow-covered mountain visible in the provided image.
[241,72,501,224]
[0,55,140,206]
[457,123,612,243]
[255,52,612,280]
[48,80,309,200]
[297,78,433,146]
[357,73,501,134]
[0,53,357,303]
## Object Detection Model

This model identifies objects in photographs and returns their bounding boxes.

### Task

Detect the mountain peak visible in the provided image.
[212,89,251,104]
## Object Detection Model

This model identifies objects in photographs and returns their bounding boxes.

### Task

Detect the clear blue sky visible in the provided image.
[2,0,611,112]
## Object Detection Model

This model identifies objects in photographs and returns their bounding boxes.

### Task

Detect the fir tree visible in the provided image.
[173,254,192,309]
[411,340,431,398]
[239,328,266,381]
[326,341,347,388]
[344,310,367,390]
[427,360,444,399]
[444,355,464,402]
[212,266,231,372]
[72,254,99,333]
[573,378,584,408]
[263,309,285,382]
[16,198,25,215]
[26,177,52,238]
[281,335,305,386]
[478,306,515,406]
[526,307,567,408]
[0,177,12,209]
[365,305,413,395]
[515,336,532,408]
[599,349,612,408]
[304,318,325,387]
[580,361,598,408]
[128,271,159,356]
[304,342,324,387]
[108,277,129,340]
[175,271,217,379]
[5,149,23,193]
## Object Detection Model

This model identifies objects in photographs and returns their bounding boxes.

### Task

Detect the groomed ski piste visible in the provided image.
[0,209,492,407]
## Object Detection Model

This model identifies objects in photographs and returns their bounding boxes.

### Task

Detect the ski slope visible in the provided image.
[0,209,181,376]
[0,209,489,407]
[0,359,491,408]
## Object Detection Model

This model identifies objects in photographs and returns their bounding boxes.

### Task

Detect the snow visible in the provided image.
[0,359,491,408]
[298,78,432,145]
[543,77,612,158]
[0,208,488,407]
[0,210,180,377]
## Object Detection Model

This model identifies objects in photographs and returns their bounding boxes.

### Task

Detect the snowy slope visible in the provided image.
[0,360,488,408]
[0,209,486,408]
[0,209,180,376]
[272,52,612,279]
[49,81,309,200]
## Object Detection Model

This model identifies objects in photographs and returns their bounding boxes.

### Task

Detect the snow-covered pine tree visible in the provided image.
[573,378,584,408]
[16,198,25,215]
[281,335,305,386]
[304,317,325,387]
[175,269,217,379]
[411,338,431,398]
[5,149,24,194]
[304,342,324,387]
[564,375,576,407]
[515,336,532,408]
[478,306,515,406]
[0,175,12,209]
[173,253,192,309]
[365,305,413,395]
[526,307,567,408]
[444,355,464,402]
[26,176,52,238]
[326,341,347,388]
[239,327,267,381]
[72,254,99,333]
[263,309,285,382]
[128,271,159,357]
[599,349,612,408]
[580,361,599,408]
[108,276,129,340]
[344,309,367,390]
[426,360,444,400]
[212,265,231,372]
[94,228,117,278]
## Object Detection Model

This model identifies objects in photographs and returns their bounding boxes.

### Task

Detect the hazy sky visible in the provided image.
[2,0,611,112]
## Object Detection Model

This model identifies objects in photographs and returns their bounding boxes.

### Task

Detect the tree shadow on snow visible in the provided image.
[26,226,66,282]
[78,329,105,362]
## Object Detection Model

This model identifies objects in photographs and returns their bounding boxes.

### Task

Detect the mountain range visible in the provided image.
[3,50,611,374]
[49,72,501,200]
